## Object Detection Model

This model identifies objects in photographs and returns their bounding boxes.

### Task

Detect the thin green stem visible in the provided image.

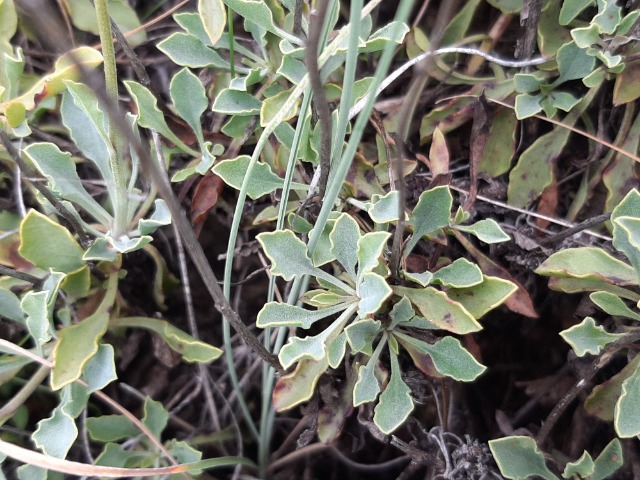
[95,0,128,237]
[227,6,236,78]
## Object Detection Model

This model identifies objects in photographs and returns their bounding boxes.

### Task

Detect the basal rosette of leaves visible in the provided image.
[536,188,640,439]
[257,186,517,435]
[488,188,640,480]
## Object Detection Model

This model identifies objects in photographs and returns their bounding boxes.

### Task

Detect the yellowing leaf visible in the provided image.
[198,0,226,47]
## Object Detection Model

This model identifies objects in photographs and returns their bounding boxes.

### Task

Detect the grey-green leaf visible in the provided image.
[406,186,452,256]
[431,258,483,288]
[559,317,624,357]
[454,219,510,244]
[373,350,413,434]
[489,436,558,480]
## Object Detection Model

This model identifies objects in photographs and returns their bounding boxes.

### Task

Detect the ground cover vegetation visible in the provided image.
[0,0,640,478]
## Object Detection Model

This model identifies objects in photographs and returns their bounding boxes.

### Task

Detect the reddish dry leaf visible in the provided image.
[535,179,559,231]
[190,173,224,237]
[454,231,538,318]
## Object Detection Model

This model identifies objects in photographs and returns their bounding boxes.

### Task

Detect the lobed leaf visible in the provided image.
[257,302,349,329]
[345,319,381,355]
[32,404,77,459]
[405,186,453,256]
[373,350,413,434]
[273,357,329,411]
[559,317,624,357]
[592,439,624,480]
[212,156,307,199]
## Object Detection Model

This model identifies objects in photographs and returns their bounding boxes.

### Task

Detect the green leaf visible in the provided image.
[260,86,298,127]
[559,0,594,25]
[395,286,482,334]
[486,0,523,13]
[142,397,169,439]
[278,307,354,369]
[562,451,594,479]
[489,436,558,480]
[357,232,391,279]
[257,302,349,328]
[0,286,23,322]
[51,308,109,390]
[110,317,222,363]
[83,238,117,262]
[157,32,229,68]
[403,270,433,287]
[353,335,386,406]
[64,0,145,46]
[514,93,543,119]
[22,291,52,347]
[368,191,402,223]
[257,230,316,281]
[124,80,196,155]
[535,247,637,286]
[555,41,596,85]
[273,357,329,411]
[373,349,413,434]
[86,415,138,442]
[82,344,117,392]
[212,156,307,199]
[345,319,381,355]
[454,219,510,244]
[24,143,112,226]
[395,333,486,381]
[19,210,85,273]
[612,216,640,281]
[548,277,640,301]
[223,0,295,43]
[357,272,392,318]
[361,21,409,52]
[0,0,17,44]
[592,439,624,480]
[614,360,640,437]
[170,68,208,145]
[138,199,172,236]
[405,186,452,256]
[61,83,115,196]
[592,0,621,34]
[559,317,624,356]
[590,291,640,321]
[32,403,77,459]
[432,258,483,288]
[585,355,640,421]
[571,24,601,48]
[326,332,347,369]
[212,88,262,115]
[199,0,226,46]
[330,213,361,280]
[388,296,415,329]
[447,275,517,318]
